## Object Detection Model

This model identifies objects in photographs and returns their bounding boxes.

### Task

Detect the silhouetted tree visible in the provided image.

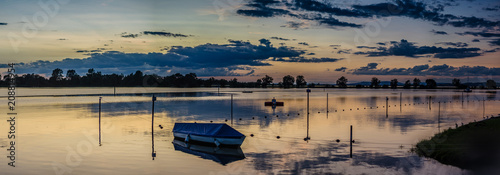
[336,76,348,88]
[404,80,411,89]
[390,79,398,89]
[370,77,380,88]
[296,75,307,88]
[256,79,262,88]
[261,75,273,88]
[452,78,461,88]
[413,78,421,88]
[282,75,294,88]
[486,80,497,89]
[229,78,238,87]
[425,79,437,88]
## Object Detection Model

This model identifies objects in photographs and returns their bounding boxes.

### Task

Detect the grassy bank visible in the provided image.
[412,116,500,171]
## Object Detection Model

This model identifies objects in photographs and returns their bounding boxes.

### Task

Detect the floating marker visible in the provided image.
[276,136,280,139]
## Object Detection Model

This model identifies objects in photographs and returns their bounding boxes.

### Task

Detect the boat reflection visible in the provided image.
[172,139,245,165]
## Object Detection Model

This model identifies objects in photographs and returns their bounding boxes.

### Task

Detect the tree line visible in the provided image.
[0,68,497,89]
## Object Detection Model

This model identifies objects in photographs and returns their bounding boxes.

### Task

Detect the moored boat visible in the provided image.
[172,123,246,147]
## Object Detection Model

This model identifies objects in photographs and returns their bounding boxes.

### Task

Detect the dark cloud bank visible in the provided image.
[350,63,500,76]
[9,39,341,76]
[236,0,500,29]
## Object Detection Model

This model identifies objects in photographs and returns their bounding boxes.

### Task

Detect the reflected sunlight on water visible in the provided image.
[0,87,498,174]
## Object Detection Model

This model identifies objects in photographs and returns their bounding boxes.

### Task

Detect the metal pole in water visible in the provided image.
[462,92,464,107]
[99,97,102,146]
[114,86,116,96]
[326,93,329,113]
[350,125,353,158]
[386,97,388,117]
[306,89,311,140]
[429,96,432,110]
[483,97,485,118]
[152,95,156,160]
[438,102,441,132]
[231,94,233,125]
[400,92,402,112]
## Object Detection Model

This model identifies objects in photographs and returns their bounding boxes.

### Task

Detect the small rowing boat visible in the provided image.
[172,123,246,147]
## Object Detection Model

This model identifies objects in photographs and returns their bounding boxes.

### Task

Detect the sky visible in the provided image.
[0,0,499,83]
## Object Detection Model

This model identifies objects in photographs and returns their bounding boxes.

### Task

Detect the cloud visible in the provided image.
[354,39,481,59]
[120,33,139,38]
[353,0,500,28]
[490,39,500,46]
[11,39,306,76]
[435,42,468,47]
[143,31,189,37]
[483,6,500,11]
[272,57,343,63]
[298,42,309,46]
[430,29,448,35]
[237,0,500,30]
[335,67,347,72]
[351,63,500,76]
[270,37,290,41]
[456,31,500,37]
[0,23,7,25]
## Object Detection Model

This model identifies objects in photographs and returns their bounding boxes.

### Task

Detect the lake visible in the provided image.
[0,87,498,174]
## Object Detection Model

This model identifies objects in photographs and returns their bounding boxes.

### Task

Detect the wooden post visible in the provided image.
[99,97,101,142]
[326,93,329,113]
[113,86,116,96]
[231,94,233,125]
[350,125,353,158]
[438,102,441,132]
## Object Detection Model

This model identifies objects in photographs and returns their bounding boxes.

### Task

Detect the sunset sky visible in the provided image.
[1,0,499,83]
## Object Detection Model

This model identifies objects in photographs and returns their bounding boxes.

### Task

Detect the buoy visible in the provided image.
[276,136,280,139]
[264,116,267,118]
[239,118,242,120]
[250,134,254,137]
[225,119,228,122]
[159,125,163,129]
[298,113,300,115]
[335,139,340,143]
[252,117,254,119]
[210,121,213,123]
[352,140,355,143]
[318,111,320,113]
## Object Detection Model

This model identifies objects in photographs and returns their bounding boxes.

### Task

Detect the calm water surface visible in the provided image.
[0,87,499,175]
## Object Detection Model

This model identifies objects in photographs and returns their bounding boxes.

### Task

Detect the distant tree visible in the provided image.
[413,78,421,88]
[404,80,411,89]
[425,79,437,88]
[261,75,273,88]
[486,80,497,89]
[256,79,262,87]
[66,70,78,80]
[205,77,216,87]
[296,75,307,88]
[390,79,398,89]
[336,76,348,88]
[452,78,461,88]
[370,77,380,88]
[50,68,63,81]
[282,75,295,88]
[219,79,228,87]
[229,78,238,87]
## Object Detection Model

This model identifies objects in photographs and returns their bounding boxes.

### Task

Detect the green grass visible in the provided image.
[412,116,500,170]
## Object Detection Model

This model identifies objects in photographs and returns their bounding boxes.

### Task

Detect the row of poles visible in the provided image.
[96,90,495,159]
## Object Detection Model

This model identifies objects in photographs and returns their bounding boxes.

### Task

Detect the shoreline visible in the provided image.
[412,116,500,173]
